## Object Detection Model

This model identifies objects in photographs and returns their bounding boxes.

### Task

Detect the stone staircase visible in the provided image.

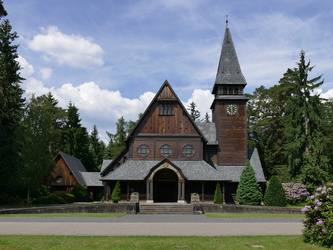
[139,203,194,214]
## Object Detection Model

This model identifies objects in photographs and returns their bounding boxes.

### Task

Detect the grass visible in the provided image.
[0,213,126,217]
[0,235,322,249]
[204,212,304,218]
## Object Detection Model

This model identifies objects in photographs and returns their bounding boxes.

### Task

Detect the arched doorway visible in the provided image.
[153,168,178,202]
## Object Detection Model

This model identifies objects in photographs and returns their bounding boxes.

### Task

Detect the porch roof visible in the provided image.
[100,149,265,183]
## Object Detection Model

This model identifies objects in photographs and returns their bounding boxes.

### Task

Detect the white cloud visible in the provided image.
[39,68,53,80]
[27,26,104,68]
[17,55,34,78]
[183,89,214,121]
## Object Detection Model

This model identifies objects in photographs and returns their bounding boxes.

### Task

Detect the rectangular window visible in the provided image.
[159,103,174,116]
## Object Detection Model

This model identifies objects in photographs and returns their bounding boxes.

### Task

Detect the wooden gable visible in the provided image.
[50,156,79,187]
[132,80,205,136]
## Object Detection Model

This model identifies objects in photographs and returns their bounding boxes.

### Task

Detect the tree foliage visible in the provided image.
[111,181,121,203]
[0,3,25,193]
[187,101,200,121]
[247,51,333,191]
[264,176,286,207]
[20,93,65,202]
[236,160,262,205]
[61,102,97,171]
[213,182,223,204]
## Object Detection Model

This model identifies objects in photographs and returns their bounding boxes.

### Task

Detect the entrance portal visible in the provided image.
[153,169,178,202]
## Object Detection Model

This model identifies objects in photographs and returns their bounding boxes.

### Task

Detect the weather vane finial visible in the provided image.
[226,14,229,27]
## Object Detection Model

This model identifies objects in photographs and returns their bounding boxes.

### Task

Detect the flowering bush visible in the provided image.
[302,183,333,248]
[282,183,309,205]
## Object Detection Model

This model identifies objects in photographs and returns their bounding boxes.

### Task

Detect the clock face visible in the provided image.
[226,104,238,115]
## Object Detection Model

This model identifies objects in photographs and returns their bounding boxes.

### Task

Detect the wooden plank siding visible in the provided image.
[50,158,78,187]
[213,100,248,166]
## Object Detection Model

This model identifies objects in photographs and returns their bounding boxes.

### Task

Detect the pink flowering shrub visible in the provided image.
[282,183,309,205]
[302,183,333,248]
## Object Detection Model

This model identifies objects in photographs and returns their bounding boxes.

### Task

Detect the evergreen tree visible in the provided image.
[264,176,286,207]
[105,116,128,159]
[0,3,25,193]
[213,182,223,204]
[236,160,262,205]
[204,112,210,123]
[111,181,121,203]
[89,124,105,169]
[283,51,331,192]
[187,101,200,121]
[61,103,97,171]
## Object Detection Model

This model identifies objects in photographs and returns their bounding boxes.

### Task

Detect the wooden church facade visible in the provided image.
[100,24,265,203]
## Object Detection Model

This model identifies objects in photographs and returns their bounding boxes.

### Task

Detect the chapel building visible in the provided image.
[100,23,265,203]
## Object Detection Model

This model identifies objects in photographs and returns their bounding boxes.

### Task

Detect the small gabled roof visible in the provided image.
[55,151,87,185]
[55,151,103,187]
[212,24,247,95]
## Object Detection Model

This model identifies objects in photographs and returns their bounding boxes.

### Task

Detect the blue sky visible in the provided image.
[5,0,333,141]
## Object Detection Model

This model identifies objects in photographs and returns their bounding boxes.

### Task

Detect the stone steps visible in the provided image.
[139,203,193,214]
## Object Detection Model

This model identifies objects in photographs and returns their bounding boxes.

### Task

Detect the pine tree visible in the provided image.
[283,51,331,192]
[236,160,262,205]
[264,176,286,207]
[187,101,200,121]
[61,103,97,171]
[89,125,105,169]
[0,3,25,193]
[213,182,223,204]
[111,181,121,203]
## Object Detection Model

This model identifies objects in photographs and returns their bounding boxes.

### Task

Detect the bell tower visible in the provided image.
[211,20,249,166]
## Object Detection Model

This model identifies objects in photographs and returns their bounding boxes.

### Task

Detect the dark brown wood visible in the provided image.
[213,100,248,166]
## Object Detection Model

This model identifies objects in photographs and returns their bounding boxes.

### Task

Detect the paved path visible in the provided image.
[0,214,303,236]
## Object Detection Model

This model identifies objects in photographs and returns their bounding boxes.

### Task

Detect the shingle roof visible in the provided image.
[81,172,103,186]
[101,149,265,183]
[57,151,103,187]
[101,159,112,173]
[212,26,247,94]
[195,122,218,145]
[58,151,87,185]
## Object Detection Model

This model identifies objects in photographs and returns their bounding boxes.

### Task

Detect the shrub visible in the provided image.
[213,182,222,204]
[264,176,286,207]
[302,183,333,248]
[57,193,75,203]
[70,184,93,202]
[32,193,66,204]
[111,181,121,203]
[236,160,262,205]
[283,183,309,205]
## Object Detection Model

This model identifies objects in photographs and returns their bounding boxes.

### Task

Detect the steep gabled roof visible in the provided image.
[212,24,247,94]
[55,151,87,185]
[55,151,103,187]
[100,80,208,176]
[127,80,207,142]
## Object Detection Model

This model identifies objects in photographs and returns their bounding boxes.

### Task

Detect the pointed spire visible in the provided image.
[212,22,246,94]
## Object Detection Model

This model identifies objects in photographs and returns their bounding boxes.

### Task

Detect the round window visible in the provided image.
[137,144,150,157]
[160,144,172,157]
[182,144,195,157]
[56,175,63,183]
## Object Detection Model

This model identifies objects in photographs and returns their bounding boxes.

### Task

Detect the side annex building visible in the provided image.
[100,24,266,203]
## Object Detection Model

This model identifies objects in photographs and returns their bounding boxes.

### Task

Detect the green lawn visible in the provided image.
[0,213,126,217]
[0,235,321,249]
[204,212,304,218]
